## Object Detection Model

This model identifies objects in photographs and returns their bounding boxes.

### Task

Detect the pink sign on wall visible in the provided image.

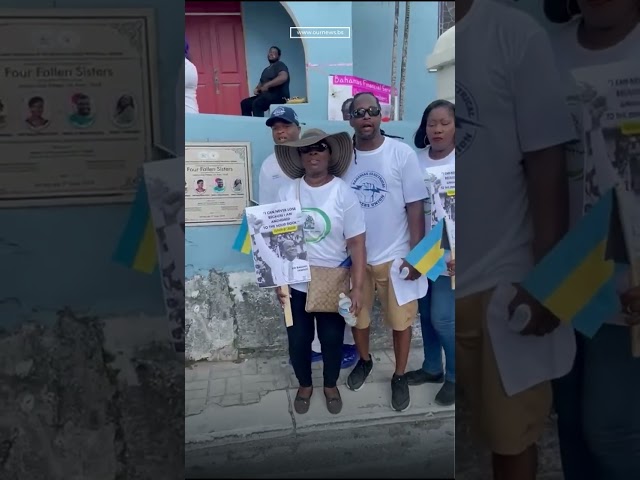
[328,75,395,122]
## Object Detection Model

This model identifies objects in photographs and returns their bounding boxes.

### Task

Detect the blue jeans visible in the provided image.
[417,275,455,382]
[553,325,640,480]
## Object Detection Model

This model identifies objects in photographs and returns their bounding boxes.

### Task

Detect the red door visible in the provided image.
[185,13,249,115]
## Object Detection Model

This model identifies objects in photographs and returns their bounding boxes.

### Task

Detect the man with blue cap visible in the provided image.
[258,106,357,368]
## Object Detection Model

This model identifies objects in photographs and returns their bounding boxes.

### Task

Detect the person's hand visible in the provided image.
[446,259,455,276]
[253,87,260,95]
[621,286,640,326]
[508,284,560,336]
[257,85,267,94]
[275,286,289,307]
[349,287,363,317]
[399,259,421,281]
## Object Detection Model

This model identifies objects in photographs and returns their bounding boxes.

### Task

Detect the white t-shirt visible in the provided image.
[419,147,455,275]
[342,137,428,266]
[278,177,366,293]
[185,58,199,114]
[551,18,639,326]
[551,18,640,226]
[259,153,295,205]
[455,0,576,298]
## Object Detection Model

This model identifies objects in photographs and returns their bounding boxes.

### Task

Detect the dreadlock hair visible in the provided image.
[414,99,455,149]
[350,91,404,164]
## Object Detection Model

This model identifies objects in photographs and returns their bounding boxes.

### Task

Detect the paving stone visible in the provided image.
[225,376,242,395]
[186,389,208,401]
[208,378,227,397]
[186,398,206,417]
[219,394,241,407]
[241,392,261,405]
[186,380,209,391]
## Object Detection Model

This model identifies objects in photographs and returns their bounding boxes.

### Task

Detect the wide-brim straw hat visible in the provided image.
[274,129,353,179]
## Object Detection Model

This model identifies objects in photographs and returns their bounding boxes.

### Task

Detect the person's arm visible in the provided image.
[524,146,569,262]
[258,160,271,205]
[406,201,425,250]
[261,63,289,91]
[248,217,278,269]
[342,187,367,314]
[398,149,429,280]
[507,27,576,335]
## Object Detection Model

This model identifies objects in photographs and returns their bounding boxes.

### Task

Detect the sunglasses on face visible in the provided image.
[298,142,330,154]
[351,107,381,119]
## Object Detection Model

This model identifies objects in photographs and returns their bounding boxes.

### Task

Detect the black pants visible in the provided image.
[240,92,285,117]
[287,288,344,388]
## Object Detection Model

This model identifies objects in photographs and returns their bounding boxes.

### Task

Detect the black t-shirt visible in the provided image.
[259,60,290,99]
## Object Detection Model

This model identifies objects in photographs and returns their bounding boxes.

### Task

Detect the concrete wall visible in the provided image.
[242,1,307,101]
[185,113,424,361]
[352,1,438,122]
[0,0,179,328]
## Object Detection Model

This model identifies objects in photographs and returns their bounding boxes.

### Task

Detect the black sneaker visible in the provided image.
[391,374,410,412]
[434,380,455,406]
[405,369,444,386]
[346,355,373,391]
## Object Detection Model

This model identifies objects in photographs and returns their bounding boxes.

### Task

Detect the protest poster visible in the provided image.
[143,156,185,352]
[327,75,395,121]
[245,200,311,288]
[425,164,455,251]
[573,60,640,354]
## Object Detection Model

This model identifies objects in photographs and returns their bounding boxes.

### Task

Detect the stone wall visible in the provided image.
[0,312,183,480]
[185,270,424,362]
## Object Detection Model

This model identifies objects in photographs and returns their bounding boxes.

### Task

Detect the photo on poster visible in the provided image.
[245,200,311,288]
[425,163,455,226]
[574,60,640,262]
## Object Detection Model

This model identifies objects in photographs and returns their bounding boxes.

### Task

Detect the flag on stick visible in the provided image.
[405,219,447,281]
[232,213,252,254]
[522,189,626,337]
[113,179,157,274]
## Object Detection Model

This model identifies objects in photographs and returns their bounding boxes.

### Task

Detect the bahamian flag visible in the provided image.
[405,219,447,280]
[113,178,157,274]
[522,189,627,337]
[232,213,252,254]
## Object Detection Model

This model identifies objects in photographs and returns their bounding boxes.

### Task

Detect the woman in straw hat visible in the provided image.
[274,129,367,415]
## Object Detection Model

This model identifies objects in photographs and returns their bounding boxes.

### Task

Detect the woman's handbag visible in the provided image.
[305,265,351,313]
[295,179,352,313]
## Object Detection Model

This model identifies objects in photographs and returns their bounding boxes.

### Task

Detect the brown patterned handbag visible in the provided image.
[305,265,351,313]
[295,179,351,313]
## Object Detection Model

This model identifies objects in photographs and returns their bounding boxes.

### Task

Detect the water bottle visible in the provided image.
[338,293,357,327]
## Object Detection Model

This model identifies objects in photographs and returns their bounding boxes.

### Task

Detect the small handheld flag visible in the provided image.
[405,219,447,281]
[113,179,157,274]
[232,213,252,254]
[522,189,624,337]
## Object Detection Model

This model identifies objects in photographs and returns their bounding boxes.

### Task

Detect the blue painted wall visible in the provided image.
[241,1,307,101]
[185,113,421,278]
[0,0,181,326]
[352,1,438,122]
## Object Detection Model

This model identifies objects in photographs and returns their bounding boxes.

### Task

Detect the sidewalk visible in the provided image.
[185,348,454,449]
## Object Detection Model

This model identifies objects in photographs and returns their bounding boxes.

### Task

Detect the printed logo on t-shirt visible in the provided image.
[455,80,480,158]
[350,171,389,209]
[302,207,331,243]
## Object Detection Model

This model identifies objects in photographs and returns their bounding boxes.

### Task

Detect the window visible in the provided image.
[438,1,455,36]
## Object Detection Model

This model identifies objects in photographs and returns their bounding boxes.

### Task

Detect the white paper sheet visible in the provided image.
[390,258,429,306]
[487,284,576,397]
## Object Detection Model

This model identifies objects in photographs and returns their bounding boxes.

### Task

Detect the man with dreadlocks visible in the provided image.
[342,92,428,412]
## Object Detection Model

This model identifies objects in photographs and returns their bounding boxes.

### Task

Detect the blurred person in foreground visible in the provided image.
[455,0,575,479]
[547,0,640,478]
[274,129,367,415]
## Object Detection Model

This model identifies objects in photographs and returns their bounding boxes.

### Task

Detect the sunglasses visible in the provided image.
[298,142,330,154]
[350,107,381,119]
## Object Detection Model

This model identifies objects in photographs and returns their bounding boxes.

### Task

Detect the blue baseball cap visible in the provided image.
[266,106,300,127]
